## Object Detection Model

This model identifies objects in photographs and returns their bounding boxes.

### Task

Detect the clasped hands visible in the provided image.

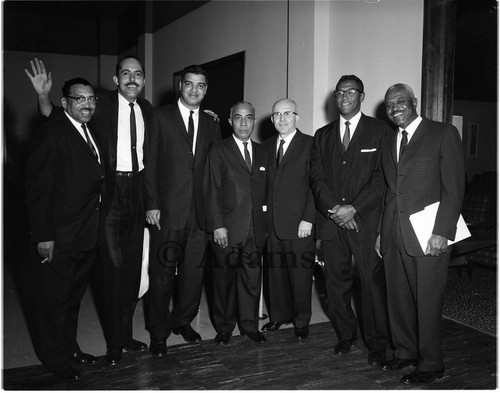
[328,204,358,232]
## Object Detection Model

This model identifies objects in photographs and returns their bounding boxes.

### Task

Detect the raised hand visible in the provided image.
[25,58,52,96]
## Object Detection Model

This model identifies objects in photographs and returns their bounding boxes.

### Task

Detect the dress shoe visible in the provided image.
[123,338,148,352]
[333,337,356,355]
[149,338,167,357]
[401,368,445,385]
[241,330,267,343]
[68,351,98,365]
[173,325,202,343]
[48,362,81,381]
[214,332,231,345]
[294,326,309,340]
[367,348,386,366]
[379,357,418,371]
[261,320,292,332]
[105,348,123,365]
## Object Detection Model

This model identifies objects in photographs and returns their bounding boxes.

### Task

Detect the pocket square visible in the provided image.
[259,166,266,171]
[360,148,377,152]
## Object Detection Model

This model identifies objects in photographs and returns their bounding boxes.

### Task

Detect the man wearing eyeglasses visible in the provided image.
[144,65,221,355]
[204,101,267,345]
[262,98,316,340]
[309,75,390,365]
[25,57,154,365]
[25,78,104,380]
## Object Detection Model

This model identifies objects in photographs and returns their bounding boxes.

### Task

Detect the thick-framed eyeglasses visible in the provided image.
[66,96,99,104]
[334,88,363,98]
[272,111,298,120]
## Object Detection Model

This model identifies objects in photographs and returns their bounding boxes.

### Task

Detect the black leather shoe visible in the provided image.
[367,348,386,366]
[214,332,231,345]
[105,348,123,365]
[173,325,202,343]
[402,368,445,384]
[294,326,309,340]
[149,338,167,357]
[261,320,292,332]
[241,330,267,343]
[48,362,81,381]
[68,351,98,365]
[123,338,148,352]
[379,357,418,371]
[333,337,356,355]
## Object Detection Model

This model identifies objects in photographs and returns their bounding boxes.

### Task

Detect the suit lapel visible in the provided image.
[174,106,193,147]
[228,137,251,173]
[64,116,102,166]
[194,113,207,162]
[278,130,301,170]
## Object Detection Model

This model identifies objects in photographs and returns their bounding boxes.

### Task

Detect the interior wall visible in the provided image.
[328,0,424,121]
[151,1,288,142]
[4,51,98,148]
[151,0,424,140]
[453,100,498,180]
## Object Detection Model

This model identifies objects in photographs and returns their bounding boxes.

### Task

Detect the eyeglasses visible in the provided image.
[66,96,98,104]
[272,111,297,120]
[333,88,363,98]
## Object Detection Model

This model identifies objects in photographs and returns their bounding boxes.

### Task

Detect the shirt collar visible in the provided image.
[399,115,423,137]
[278,129,297,143]
[118,92,137,107]
[340,111,362,130]
[177,98,200,117]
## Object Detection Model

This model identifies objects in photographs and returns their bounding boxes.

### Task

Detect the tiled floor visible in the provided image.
[3,262,330,370]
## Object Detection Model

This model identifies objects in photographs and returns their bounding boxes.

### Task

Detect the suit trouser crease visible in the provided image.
[29,247,96,366]
[102,175,144,350]
[148,198,206,339]
[267,233,315,327]
[323,229,389,348]
[211,232,262,334]
[384,227,448,371]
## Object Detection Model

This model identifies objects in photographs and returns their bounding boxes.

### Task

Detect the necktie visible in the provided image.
[187,110,194,146]
[81,123,98,160]
[342,121,351,152]
[244,141,252,171]
[129,102,139,173]
[277,139,285,167]
[399,130,408,162]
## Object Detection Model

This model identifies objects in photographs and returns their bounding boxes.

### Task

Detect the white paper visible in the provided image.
[409,202,471,254]
[138,227,150,298]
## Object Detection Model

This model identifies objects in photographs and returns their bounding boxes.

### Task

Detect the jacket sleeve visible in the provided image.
[433,125,466,240]
[309,130,335,218]
[144,110,161,211]
[25,128,58,243]
[203,144,225,231]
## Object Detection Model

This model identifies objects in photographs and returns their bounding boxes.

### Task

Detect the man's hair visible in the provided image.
[115,56,145,77]
[180,65,208,84]
[336,75,364,92]
[272,98,298,113]
[229,101,256,118]
[62,78,93,97]
[385,83,415,99]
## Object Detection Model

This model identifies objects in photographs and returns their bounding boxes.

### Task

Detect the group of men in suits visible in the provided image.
[25,58,465,386]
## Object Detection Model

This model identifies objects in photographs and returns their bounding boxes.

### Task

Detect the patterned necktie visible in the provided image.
[81,123,98,160]
[399,130,408,162]
[244,141,252,171]
[129,102,139,172]
[277,139,285,167]
[342,121,351,152]
[187,110,194,146]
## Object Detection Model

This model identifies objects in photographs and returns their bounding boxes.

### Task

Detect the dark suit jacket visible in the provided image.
[144,103,221,231]
[309,114,389,240]
[90,91,154,216]
[25,113,105,252]
[266,130,316,239]
[48,90,154,219]
[379,117,465,256]
[204,137,268,248]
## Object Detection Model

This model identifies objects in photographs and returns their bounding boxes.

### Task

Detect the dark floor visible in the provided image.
[3,248,496,389]
[2,318,496,390]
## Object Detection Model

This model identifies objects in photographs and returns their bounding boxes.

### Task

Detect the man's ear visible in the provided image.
[113,75,119,86]
[228,118,233,127]
[413,97,418,109]
[61,97,68,109]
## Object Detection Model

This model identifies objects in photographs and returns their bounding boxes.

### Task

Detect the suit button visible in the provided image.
[341,197,346,201]
[342,161,347,164]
